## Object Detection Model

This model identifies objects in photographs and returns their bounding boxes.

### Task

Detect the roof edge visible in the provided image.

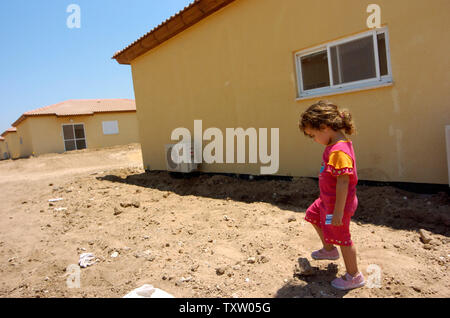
[12,115,26,128]
[113,0,236,65]
[12,109,137,127]
[1,128,17,138]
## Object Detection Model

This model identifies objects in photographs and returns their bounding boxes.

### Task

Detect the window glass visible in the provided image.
[76,139,86,150]
[63,125,74,140]
[377,33,388,76]
[330,35,376,85]
[300,50,330,90]
[74,124,85,139]
[65,140,76,151]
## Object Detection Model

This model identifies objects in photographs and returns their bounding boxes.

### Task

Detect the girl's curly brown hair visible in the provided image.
[299,100,356,136]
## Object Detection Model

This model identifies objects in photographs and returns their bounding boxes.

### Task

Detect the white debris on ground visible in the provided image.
[123,284,175,298]
[78,253,97,268]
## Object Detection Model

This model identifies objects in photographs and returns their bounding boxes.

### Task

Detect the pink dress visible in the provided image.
[305,140,358,246]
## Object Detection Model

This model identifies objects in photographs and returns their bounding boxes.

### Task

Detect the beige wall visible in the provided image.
[3,132,20,159]
[16,112,139,156]
[16,119,34,158]
[130,0,450,184]
[85,112,140,149]
[0,141,8,160]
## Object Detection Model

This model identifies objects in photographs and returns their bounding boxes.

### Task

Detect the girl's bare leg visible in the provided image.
[339,245,359,276]
[312,224,335,251]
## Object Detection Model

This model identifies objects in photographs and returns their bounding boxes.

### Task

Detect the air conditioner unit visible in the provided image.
[446,125,450,186]
[165,143,198,173]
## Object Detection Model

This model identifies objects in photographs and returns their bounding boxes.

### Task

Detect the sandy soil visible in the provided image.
[0,143,449,298]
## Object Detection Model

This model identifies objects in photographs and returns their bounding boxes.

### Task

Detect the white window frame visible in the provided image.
[102,120,119,135]
[295,27,393,100]
[61,123,88,152]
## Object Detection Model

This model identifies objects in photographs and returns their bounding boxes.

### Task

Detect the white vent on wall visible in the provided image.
[446,125,450,186]
[165,143,198,173]
[102,121,119,135]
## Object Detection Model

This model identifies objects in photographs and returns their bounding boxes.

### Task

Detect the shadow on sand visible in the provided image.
[97,170,450,237]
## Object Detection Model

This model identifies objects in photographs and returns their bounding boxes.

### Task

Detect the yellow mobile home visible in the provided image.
[1,128,19,159]
[0,137,9,160]
[10,99,139,157]
[113,0,450,184]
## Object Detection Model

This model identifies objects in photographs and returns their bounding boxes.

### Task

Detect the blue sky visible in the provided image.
[0,0,193,133]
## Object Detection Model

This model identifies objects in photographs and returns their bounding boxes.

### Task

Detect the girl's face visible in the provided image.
[304,125,333,146]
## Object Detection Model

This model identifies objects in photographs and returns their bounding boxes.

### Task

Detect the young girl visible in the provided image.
[299,100,365,291]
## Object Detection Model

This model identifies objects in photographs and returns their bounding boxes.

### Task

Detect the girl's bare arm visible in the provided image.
[332,174,349,226]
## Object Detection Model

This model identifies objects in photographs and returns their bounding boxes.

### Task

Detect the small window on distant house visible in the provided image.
[295,28,392,99]
[102,121,119,135]
[20,137,23,145]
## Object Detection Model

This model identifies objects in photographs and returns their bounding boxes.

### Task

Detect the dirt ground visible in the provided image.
[0,143,449,298]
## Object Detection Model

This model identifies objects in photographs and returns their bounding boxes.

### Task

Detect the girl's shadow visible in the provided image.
[275,258,350,298]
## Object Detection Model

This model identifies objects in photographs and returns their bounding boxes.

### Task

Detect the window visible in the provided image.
[300,51,330,90]
[102,121,119,135]
[62,124,87,151]
[295,28,392,99]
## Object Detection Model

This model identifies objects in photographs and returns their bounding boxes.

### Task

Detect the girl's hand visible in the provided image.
[331,213,343,227]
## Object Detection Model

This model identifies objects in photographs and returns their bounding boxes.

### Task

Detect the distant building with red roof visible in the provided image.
[4,99,139,158]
